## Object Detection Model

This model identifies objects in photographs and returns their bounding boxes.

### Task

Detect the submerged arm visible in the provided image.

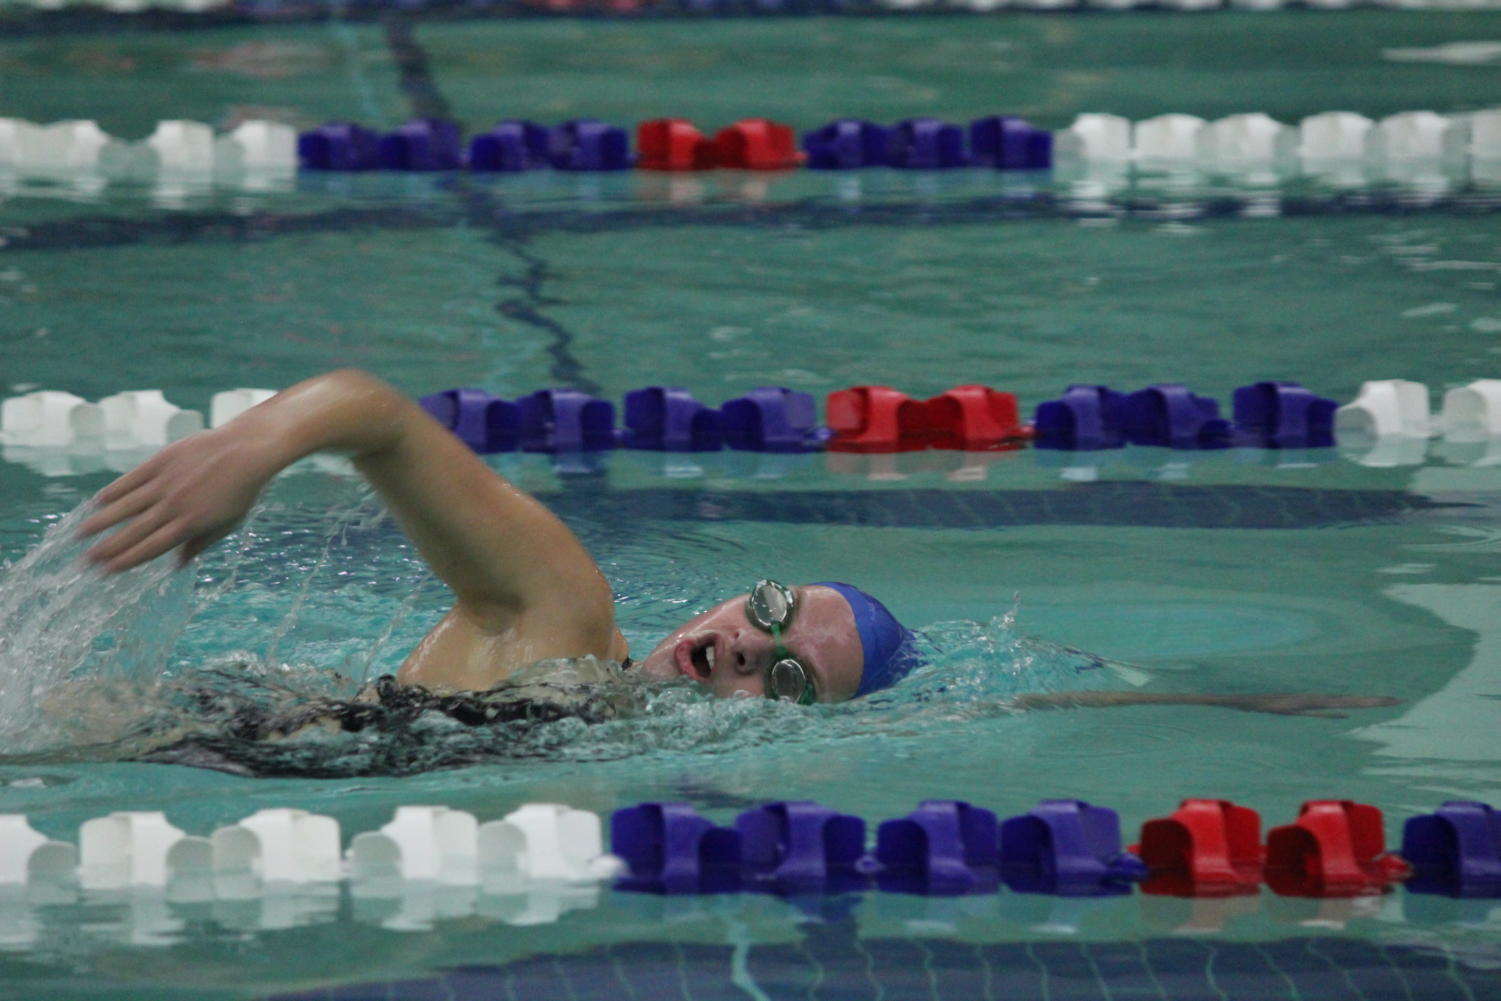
[78,370,623,689]
[1011,691,1400,719]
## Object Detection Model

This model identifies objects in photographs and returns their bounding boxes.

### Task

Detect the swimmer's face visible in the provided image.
[635,584,865,703]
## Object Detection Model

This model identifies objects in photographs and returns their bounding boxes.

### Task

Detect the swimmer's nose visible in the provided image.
[730,630,771,676]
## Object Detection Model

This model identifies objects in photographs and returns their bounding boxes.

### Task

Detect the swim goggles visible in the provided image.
[745,579,818,706]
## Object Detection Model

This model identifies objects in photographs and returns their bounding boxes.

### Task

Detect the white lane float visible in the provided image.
[1054,113,1132,161]
[1438,379,1501,440]
[1299,112,1374,161]
[479,803,624,883]
[1368,110,1466,161]
[347,805,479,884]
[78,811,211,890]
[213,121,299,179]
[1335,379,1433,440]
[0,815,78,886]
[99,390,204,447]
[0,391,105,447]
[1197,113,1294,170]
[211,808,342,885]
[210,388,278,428]
[1132,114,1207,163]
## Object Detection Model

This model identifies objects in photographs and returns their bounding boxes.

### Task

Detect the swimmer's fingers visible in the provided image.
[83,499,184,571]
[77,481,159,540]
[92,515,196,573]
[77,446,179,539]
[88,449,169,509]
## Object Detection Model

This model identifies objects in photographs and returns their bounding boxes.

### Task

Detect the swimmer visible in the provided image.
[77,370,1397,719]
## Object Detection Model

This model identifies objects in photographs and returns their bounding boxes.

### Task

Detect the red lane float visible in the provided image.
[1264,799,1412,898]
[826,384,1029,452]
[1131,798,1410,898]
[636,118,715,171]
[711,118,803,170]
[825,386,929,452]
[635,117,802,171]
[926,384,1029,450]
[1132,798,1264,898]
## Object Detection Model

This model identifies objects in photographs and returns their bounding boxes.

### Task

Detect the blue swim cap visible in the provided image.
[814,582,921,697]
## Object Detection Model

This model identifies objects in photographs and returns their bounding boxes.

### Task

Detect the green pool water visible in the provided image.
[2,7,1501,1000]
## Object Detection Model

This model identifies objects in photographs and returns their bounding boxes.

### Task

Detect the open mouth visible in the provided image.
[679,637,717,682]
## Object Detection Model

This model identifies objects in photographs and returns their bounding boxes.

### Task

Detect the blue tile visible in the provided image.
[1033,942,1114,1001]
[380,979,452,1001]
[609,941,700,999]
[325,985,384,1000]
[746,942,824,995]
[261,935,1501,1001]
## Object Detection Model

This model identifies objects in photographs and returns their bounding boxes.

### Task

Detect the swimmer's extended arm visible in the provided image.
[78,370,624,688]
[1011,691,1399,718]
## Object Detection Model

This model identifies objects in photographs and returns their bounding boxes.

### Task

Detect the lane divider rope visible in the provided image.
[5,379,1501,476]
[3,110,1497,185]
[1,798,1494,899]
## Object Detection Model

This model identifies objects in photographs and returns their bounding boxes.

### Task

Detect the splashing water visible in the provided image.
[0,504,194,754]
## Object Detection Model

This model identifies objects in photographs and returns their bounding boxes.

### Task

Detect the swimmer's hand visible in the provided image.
[77,369,400,573]
[71,369,624,688]
[1012,691,1401,719]
[78,426,277,572]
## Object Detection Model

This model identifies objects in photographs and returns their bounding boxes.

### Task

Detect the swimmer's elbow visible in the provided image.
[238,369,415,463]
[304,368,395,407]
[318,370,416,451]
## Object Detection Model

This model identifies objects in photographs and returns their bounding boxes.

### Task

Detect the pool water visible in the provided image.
[3,5,1501,1000]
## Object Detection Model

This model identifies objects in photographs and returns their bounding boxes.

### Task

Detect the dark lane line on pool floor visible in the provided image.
[524,483,1479,532]
[375,8,602,393]
[483,224,603,394]
[7,190,1500,254]
[382,10,453,123]
[257,933,1501,1001]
